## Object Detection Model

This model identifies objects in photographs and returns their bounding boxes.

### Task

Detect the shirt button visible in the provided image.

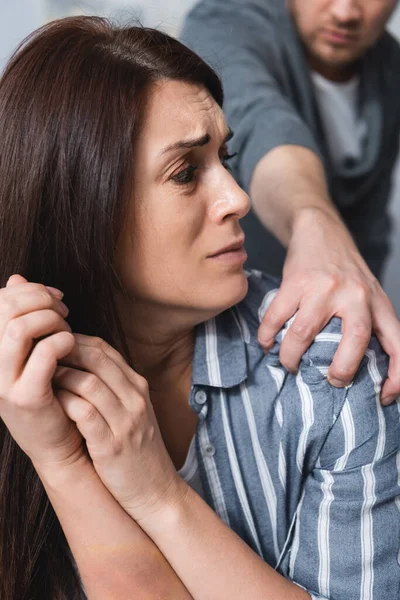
[204,444,215,457]
[195,390,207,405]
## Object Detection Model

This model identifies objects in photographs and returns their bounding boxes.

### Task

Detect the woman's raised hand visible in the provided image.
[0,275,84,472]
[53,334,187,522]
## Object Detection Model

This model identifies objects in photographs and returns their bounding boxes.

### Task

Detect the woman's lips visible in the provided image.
[208,246,248,265]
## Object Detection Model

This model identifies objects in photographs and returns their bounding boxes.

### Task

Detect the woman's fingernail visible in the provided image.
[46,286,64,299]
[328,377,347,388]
[381,394,397,406]
[59,301,69,316]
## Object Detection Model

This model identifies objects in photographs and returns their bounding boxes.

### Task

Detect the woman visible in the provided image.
[0,16,398,600]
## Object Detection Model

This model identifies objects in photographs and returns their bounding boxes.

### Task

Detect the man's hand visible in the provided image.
[257,207,400,405]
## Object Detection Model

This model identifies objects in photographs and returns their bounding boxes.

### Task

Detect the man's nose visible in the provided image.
[331,0,362,25]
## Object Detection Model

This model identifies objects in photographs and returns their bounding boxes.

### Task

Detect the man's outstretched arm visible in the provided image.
[251,145,400,403]
[182,0,400,403]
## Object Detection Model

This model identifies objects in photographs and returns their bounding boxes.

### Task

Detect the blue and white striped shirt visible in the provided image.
[190,271,400,599]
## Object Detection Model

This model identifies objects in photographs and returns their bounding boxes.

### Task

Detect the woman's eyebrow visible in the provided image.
[160,133,211,156]
[159,128,234,156]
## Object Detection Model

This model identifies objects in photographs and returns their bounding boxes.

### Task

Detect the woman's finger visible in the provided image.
[0,309,71,385]
[12,331,75,408]
[56,389,112,451]
[6,275,64,300]
[62,336,148,403]
[0,284,69,339]
[53,365,125,430]
[72,334,138,383]
[6,274,28,286]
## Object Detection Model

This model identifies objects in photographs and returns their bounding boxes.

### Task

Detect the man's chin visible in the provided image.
[308,44,362,80]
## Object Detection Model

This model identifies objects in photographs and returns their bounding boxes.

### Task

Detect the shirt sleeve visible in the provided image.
[285,336,400,599]
[180,0,322,191]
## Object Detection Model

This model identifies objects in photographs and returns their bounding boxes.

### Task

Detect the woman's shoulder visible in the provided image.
[235,269,346,356]
[234,269,281,344]
[237,271,398,469]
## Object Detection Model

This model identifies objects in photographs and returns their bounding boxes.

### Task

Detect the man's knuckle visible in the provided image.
[391,375,400,388]
[264,310,283,328]
[290,322,313,343]
[324,272,341,294]
[290,272,309,290]
[352,283,370,305]
[351,323,371,344]
[332,364,353,380]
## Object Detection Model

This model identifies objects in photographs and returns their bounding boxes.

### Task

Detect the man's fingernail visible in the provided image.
[381,394,398,406]
[328,377,347,388]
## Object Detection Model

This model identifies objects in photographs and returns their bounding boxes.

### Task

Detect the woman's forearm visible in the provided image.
[37,457,192,600]
[137,486,310,600]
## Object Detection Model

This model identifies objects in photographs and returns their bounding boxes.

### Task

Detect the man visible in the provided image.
[181,0,400,403]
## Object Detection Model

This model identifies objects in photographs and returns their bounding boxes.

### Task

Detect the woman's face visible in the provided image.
[116,80,251,323]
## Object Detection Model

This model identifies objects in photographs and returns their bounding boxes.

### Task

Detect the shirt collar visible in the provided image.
[192,307,248,389]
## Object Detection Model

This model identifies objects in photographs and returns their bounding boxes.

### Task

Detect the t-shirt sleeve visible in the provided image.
[180,0,321,191]
[284,336,400,599]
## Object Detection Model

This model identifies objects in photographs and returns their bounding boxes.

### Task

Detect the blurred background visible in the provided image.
[1,0,400,313]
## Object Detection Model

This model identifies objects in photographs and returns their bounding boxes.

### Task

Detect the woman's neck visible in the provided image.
[129,329,195,393]
[116,295,196,392]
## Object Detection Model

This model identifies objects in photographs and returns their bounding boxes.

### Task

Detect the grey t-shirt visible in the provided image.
[181,0,400,279]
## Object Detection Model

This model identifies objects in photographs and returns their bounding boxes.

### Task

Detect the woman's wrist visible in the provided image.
[127,475,191,526]
[34,451,96,493]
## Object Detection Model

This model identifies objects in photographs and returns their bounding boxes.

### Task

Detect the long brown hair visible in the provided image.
[0,16,223,599]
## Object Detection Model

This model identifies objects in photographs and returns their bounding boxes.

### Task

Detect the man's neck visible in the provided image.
[306,52,360,83]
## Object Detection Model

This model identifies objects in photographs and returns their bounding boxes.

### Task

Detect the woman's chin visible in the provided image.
[207,271,249,315]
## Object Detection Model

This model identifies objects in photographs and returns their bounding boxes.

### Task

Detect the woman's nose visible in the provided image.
[209,177,251,223]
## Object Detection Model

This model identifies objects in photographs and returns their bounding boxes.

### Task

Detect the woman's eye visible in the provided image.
[172,165,198,185]
[221,152,238,171]
[171,151,238,186]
